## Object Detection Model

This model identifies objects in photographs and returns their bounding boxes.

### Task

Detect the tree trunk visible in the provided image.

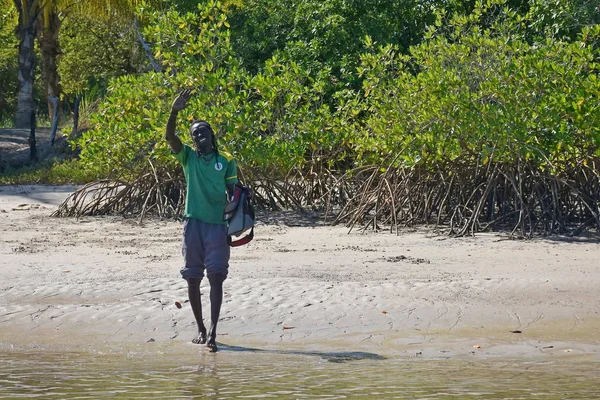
[15,4,37,129]
[38,10,63,122]
[29,110,37,162]
[49,95,59,146]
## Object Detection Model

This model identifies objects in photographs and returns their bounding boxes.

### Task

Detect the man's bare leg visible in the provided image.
[206,274,225,352]
[187,278,207,344]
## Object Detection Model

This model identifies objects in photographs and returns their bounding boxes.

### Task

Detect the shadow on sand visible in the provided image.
[255,210,330,228]
[216,343,386,363]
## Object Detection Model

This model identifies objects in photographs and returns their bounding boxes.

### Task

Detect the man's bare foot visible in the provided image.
[206,338,218,352]
[192,330,207,344]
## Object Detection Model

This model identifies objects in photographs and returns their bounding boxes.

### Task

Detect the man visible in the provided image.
[166,89,238,352]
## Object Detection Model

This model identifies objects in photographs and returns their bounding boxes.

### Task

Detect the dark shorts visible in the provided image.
[180,218,230,280]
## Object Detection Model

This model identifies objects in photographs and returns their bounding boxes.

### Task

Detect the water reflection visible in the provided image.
[1,348,598,399]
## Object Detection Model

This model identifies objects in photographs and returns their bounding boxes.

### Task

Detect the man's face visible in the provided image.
[190,122,213,150]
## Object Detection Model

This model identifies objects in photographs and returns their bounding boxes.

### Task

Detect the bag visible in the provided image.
[223,183,255,247]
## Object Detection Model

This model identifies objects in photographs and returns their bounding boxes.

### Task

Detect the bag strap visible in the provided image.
[228,227,254,247]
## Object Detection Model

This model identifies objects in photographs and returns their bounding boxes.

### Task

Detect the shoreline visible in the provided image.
[1,185,599,360]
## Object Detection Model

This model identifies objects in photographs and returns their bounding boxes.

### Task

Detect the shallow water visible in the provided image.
[1,346,599,399]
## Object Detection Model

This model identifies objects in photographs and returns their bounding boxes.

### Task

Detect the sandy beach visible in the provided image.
[1,184,599,360]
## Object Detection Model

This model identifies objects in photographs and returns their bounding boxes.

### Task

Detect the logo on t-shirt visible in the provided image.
[215,162,223,171]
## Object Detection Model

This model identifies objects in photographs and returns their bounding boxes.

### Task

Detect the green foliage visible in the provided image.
[7,0,594,235]
[75,1,345,180]
[229,0,442,82]
[0,158,94,185]
[355,3,600,172]
[527,0,600,40]
[233,58,342,171]
[0,6,18,121]
[75,1,243,179]
[3,0,589,235]
[71,1,600,179]
[58,14,147,97]
[76,72,173,179]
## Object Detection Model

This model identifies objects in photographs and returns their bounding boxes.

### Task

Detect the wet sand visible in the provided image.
[1,185,599,360]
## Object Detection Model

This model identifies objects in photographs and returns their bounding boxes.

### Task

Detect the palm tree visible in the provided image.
[11,0,39,129]
[6,0,146,129]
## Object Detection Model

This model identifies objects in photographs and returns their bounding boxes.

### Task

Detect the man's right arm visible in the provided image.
[165,110,183,154]
[166,89,192,154]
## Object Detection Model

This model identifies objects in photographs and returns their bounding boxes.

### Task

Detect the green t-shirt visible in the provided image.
[174,144,238,224]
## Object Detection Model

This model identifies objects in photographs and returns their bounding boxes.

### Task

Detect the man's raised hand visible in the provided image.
[166,89,191,153]
[171,89,193,114]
